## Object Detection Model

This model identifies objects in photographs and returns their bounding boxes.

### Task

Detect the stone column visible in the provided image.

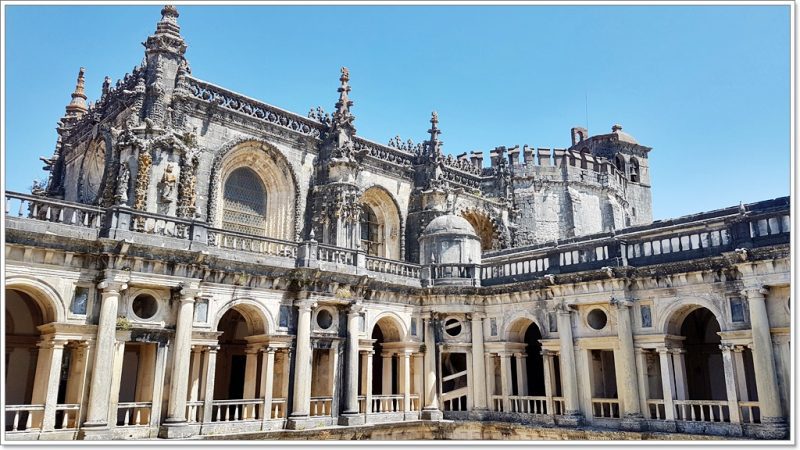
[657,347,676,421]
[382,353,393,395]
[201,346,218,423]
[671,349,688,400]
[744,287,784,426]
[81,281,126,436]
[484,353,496,411]
[556,304,582,424]
[287,300,314,428]
[30,337,66,431]
[402,351,412,415]
[188,346,203,404]
[260,348,276,426]
[719,343,741,424]
[365,351,374,415]
[634,348,649,418]
[421,316,442,420]
[499,352,512,412]
[242,346,260,419]
[340,303,364,425]
[515,352,528,398]
[542,351,555,415]
[150,342,169,426]
[732,346,749,401]
[612,299,642,429]
[159,286,197,438]
[105,337,126,427]
[470,314,488,410]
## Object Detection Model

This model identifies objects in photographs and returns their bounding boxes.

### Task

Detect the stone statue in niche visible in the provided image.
[159,163,177,203]
[115,161,130,205]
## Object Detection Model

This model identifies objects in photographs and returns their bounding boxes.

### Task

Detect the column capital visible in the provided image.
[260,346,277,355]
[655,346,672,355]
[719,343,736,353]
[743,285,770,300]
[97,280,128,294]
[634,347,649,354]
[732,344,747,353]
[467,312,485,321]
[610,296,633,309]
[37,337,68,350]
[205,345,220,354]
[669,348,686,356]
[295,299,317,311]
[348,301,364,315]
[555,301,577,315]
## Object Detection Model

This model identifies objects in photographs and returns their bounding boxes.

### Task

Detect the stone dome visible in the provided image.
[422,214,478,238]
[611,124,638,144]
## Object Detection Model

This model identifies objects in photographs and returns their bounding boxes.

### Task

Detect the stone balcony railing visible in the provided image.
[4,192,790,290]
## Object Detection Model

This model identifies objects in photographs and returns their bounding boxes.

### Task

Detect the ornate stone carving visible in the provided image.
[177,141,200,219]
[159,163,178,203]
[133,147,152,212]
[115,161,131,205]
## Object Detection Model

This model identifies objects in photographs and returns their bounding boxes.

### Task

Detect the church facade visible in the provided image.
[3,6,790,441]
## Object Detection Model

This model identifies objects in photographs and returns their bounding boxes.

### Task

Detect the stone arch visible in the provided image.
[504,312,546,342]
[629,156,640,182]
[5,277,66,324]
[460,208,500,251]
[360,186,403,259]
[212,298,274,336]
[659,298,727,336]
[207,139,300,241]
[370,312,408,342]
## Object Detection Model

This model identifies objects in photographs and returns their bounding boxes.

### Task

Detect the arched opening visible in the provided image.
[579,148,589,170]
[222,167,267,236]
[209,304,280,422]
[680,308,724,401]
[213,141,298,241]
[360,187,402,259]
[629,157,640,183]
[506,319,546,398]
[614,154,626,176]
[371,316,404,396]
[5,290,45,412]
[461,210,496,251]
[360,204,381,257]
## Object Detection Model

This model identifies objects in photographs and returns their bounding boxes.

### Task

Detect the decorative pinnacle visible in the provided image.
[426,111,443,156]
[65,67,88,118]
[332,66,355,133]
[612,124,623,132]
[144,4,186,56]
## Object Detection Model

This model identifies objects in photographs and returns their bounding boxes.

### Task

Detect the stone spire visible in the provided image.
[332,67,356,135]
[144,5,187,58]
[64,67,88,119]
[426,111,443,158]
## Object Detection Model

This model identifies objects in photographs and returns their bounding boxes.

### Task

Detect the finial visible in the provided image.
[102,76,111,97]
[144,4,186,57]
[332,66,355,134]
[426,111,443,156]
[65,67,88,118]
[612,124,622,132]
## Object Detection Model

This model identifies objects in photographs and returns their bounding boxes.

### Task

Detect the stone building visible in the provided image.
[3,5,790,441]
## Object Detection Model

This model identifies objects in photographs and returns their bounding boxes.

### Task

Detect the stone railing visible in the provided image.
[116,402,152,427]
[354,137,414,168]
[129,209,195,240]
[674,400,730,423]
[509,396,549,415]
[365,255,421,278]
[268,398,287,420]
[54,403,81,431]
[184,76,324,139]
[185,400,203,423]
[552,397,566,415]
[211,399,262,422]
[738,401,761,424]
[371,395,403,414]
[646,399,667,420]
[5,192,105,230]
[208,227,298,259]
[591,398,620,419]
[317,244,358,266]
[482,196,790,286]
[441,387,469,412]
[5,404,43,432]
[309,397,333,417]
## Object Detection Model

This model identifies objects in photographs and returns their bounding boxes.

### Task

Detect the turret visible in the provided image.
[63,67,88,122]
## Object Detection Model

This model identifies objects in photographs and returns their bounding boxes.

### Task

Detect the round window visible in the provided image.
[317,309,333,329]
[132,294,158,320]
[444,318,462,337]
[587,309,608,330]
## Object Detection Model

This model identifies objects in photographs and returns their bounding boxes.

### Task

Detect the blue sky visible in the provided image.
[3,4,791,220]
